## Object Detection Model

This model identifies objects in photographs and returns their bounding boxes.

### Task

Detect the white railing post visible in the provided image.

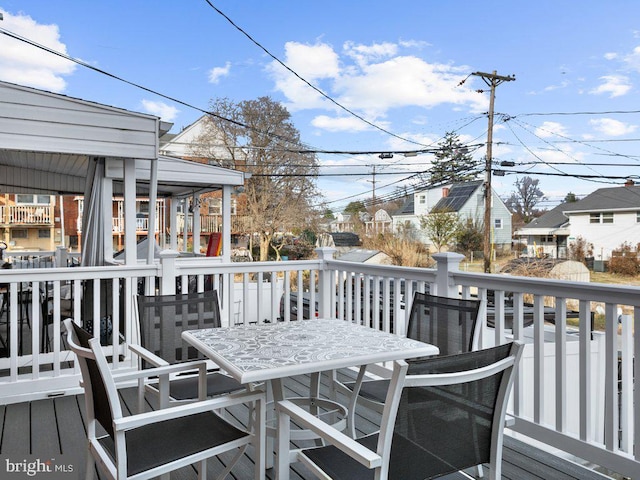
[159,249,179,295]
[55,246,68,267]
[315,247,336,318]
[431,252,464,297]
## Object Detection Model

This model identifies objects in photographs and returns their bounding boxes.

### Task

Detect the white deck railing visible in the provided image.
[0,248,637,477]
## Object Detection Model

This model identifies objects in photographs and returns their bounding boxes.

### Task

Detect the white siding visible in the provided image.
[0,82,159,159]
[568,210,640,259]
[413,186,451,216]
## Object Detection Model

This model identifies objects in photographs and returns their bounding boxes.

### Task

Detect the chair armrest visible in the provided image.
[111,360,209,383]
[277,399,381,469]
[128,343,170,367]
[114,389,265,432]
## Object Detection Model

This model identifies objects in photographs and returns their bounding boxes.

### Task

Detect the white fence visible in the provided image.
[0,248,638,477]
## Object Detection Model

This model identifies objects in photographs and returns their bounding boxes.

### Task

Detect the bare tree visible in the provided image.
[191,97,320,261]
[505,176,545,224]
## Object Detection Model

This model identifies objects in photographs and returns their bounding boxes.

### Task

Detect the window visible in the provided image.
[16,194,51,205]
[590,212,614,224]
[494,218,503,229]
[207,198,237,215]
[208,199,222,215]
[637,211,640,223]
[11,229,27,239]
[418,195,426,204]
[38,229,51,239]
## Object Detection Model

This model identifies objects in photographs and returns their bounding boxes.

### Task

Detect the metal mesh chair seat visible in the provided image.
[279,342,523,480]
[97,409,247,477]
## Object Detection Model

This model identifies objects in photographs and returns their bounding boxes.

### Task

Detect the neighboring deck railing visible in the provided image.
[0,248,637,478]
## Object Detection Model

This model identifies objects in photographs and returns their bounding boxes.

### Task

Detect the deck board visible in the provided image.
[30,397,60,456]
[2,401,30,454]
[0,372,612,480]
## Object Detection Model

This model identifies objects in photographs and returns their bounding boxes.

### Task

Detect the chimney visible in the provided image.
[625,178,634,187]
[442,187,450,197]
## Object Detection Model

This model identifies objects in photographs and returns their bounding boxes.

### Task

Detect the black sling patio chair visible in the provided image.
[133,290,245,408]
[335,291,482,436]
[63,318,265,480]
[277,341,523,480]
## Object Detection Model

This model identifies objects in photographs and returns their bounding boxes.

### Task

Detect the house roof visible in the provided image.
[329,232,361,247]
[523,203,574,230]
[395,197,414,215]
[515,185,640,236]
[562,185,640,213]
[432,180,483,212]
[337,249,382,263]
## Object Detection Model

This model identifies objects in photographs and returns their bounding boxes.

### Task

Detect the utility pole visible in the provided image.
[368,164,377,204]
[471,70,515,273]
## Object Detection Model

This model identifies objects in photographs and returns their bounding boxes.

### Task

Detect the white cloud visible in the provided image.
[535,121,569,138]
[268,40,486,132]
[208,62,231,84]
[266,41,340,110]
[590,118,637,136]
[604,52,618,60]
[311,115,372,132]
[623,46,640,71]
[141,100,179,122]
[590,75,632,97]
[0,9,76,91]
[343,41,398,67]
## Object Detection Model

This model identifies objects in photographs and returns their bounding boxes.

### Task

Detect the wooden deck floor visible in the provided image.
[0,371,614,480]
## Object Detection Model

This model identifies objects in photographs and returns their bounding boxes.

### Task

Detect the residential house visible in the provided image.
[330,211,369,233]
[0,193,57,251]
[159,116,251,253]
[392,180,512,252]
[364,209,393,235]
[515,183,640,261]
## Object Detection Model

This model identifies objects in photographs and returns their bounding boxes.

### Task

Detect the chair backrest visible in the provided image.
[384,342,523,480]
[135,290,221,366]
[406,292,481,357]
[64,318,120,440]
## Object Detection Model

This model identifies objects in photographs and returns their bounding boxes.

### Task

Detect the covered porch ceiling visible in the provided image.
[0,80,243,197]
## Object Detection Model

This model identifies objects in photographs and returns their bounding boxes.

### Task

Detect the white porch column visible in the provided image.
[102,174,114,262]
[222,185,232,262]
[147,158,158,264]
[193,193,201,255]
[123,158,137,265]
[315,247,336,318]
[169,196,178,250]
[432,252,464,297]
[182,198,188,253]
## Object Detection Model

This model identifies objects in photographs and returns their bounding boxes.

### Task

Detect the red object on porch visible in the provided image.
[206,233,222,257]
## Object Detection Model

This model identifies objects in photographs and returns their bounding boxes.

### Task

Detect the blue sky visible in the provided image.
[2,1,640,212]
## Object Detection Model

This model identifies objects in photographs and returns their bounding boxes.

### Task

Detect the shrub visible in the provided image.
[608,242,640,276]
[568,236,593,264]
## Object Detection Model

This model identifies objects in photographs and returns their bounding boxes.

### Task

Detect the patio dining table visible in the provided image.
[182,318,439,478]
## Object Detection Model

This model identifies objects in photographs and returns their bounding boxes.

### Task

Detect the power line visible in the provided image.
[515,109,640,117]
[202,0,431,148]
